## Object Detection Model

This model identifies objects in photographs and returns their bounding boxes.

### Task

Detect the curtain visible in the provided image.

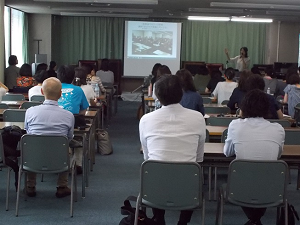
[52,16,266,68]
[22,13,29,64]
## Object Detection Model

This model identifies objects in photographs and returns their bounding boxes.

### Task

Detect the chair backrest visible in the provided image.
[202,97,212,104]
[284,130,300,145]
[294,107,300,127]
[20,135,69,173]
[204,106,230,114]
[3,109,26,122]
[140,160,202,210]
[221,128,228,143]
[0,103,9,109]
[206,117,237,126]
[267,119,291,128]
[0,135,5,165]
[205,129,209,143]
[20,101,42,109]
[30,95,45,102]
[226,160,288,208]
[221,100,229,105]
[2,94,25,101]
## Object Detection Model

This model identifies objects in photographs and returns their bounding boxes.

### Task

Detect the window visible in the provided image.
[4,6,27,67]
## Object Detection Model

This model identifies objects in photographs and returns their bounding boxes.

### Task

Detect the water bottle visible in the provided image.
[267,87,270,95]
[95,83,100,98]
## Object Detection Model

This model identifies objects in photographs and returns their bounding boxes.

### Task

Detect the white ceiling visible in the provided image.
[4,0,300,22]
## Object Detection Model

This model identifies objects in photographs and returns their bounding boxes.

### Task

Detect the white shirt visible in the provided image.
[0,88,7,101]
[229,56,250,71]
[139,103,206,162]
[224,118,285,160]
[80,85,95,106]
[28,86,43,101]
[212,81,237,104]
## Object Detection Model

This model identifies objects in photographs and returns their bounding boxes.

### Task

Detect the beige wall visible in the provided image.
[265,21,300,64]
[0,1,5,82]
[28,14,52,64]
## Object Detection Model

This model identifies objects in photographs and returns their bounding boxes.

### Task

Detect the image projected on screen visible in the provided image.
[127,22,178,59]
[131,30,173,56]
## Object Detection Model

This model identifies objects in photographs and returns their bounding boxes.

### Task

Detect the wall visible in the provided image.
[28,14,52,64]
[265,21,300,64]
[0,2,5,82]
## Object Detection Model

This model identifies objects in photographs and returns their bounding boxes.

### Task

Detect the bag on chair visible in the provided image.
[96,129,113,155]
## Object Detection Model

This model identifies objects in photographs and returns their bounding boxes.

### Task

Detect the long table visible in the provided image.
[204,143,300,200]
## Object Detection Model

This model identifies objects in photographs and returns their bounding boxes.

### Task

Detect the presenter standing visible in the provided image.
[225,47,250,72]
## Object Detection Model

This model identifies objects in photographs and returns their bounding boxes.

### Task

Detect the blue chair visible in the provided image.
[3,109,26,122]
[20,101,42,109]
[2,94,25,101]
[30,95,45,102]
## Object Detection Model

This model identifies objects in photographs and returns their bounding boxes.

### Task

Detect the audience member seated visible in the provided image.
[283,73,300,118]
[212,68,237,104]
[57,65,89,174]
[28,70,49,101]
[148,63,162,97]
[152,65,172,110]
[4,55,20,91]
[73,67,96,106]
[246,74,283,119]
[205,70,225,94]
[85,64,106,93]
[24,77,75,198]
[16,63,34,88]
[227,70,252,111]
[47,61,57,78]
[36,63,48,73]
[193,65,210,93]
[250,66,261,76]
[224,89,285,225]
[263,67,282,97]
[139,75,206,225]
[96,58,114,87]
[176,69,205,116]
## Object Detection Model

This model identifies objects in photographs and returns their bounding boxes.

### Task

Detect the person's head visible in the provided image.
[155,75,183,106]
[240,89,269,118]
[288,74,300,85]
[8,55,18,66]
[19,64,32,77]
[175,69,197,92]
[286,67,299,84]
[100,58,109,71]
[265,67,276,78]
[251,66,261,76]
[238,70,252,92]
[151,63,162,77]
[210,70,222,80]
[41,77,62,101]
[157,65,172,80]
[84,64,96,76]
[33,70,49,84]
[57,65,75,84]
[73,67,88,86]
[49,61,57,70]
[224,67,235,80]
[240,47,248,58]
[36,63,48,73]
[246,74,265,92]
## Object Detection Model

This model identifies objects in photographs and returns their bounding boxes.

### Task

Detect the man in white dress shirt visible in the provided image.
[139,75,206,225]
[223,89,285,225]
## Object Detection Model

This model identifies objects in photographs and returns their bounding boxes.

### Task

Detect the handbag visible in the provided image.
[277,204,299,225]
[119,196,157,225]
[96,129,113,155]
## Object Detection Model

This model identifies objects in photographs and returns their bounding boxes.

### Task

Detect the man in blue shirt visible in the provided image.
[25,77,75,198]
[57,66,89,174]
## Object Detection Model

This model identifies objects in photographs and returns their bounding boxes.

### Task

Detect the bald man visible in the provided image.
[24,77,75,198]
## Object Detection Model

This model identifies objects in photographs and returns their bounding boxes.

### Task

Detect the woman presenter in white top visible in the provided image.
[225,47,250,72]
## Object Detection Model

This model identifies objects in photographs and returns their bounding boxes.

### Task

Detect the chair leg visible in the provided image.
[15,169,22,216]
[284,199,288,225]
[215,190,221,225]
[214,167,218,201]
[70,167,74,217]
[201,199,205,225]
[208,167,212,201]
[134,195,141,225]
[6,168,11,211]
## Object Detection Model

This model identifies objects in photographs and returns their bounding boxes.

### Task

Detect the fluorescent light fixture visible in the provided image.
[189,8,244,14]
[60,12,149,18]
[34,0,158,4]
[231,17,273,23]
[52,7,152,13]
[188,16,230,21]
[210,2,300,11]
